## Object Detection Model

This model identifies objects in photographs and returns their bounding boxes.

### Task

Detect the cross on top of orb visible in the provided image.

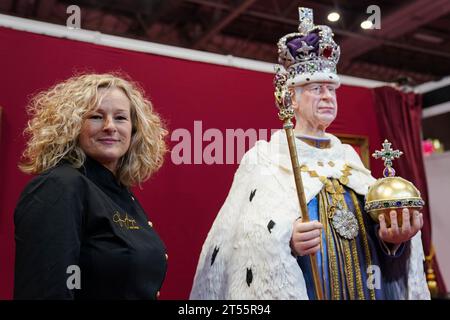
[372,140,403,176]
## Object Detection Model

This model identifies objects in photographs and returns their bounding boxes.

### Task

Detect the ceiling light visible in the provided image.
[327,12,340,22]
[360,20,373,29]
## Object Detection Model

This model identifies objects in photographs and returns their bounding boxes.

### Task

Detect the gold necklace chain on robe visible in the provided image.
[302,164,377,300]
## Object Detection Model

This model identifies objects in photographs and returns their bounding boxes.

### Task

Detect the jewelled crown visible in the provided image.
[276,7,341,87]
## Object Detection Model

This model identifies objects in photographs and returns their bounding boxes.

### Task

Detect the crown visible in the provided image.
[276,7,341,87]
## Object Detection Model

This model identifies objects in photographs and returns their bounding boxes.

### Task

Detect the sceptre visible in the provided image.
[274,68,324,300]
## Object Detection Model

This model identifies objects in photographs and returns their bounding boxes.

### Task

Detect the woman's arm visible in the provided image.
[14,170,84,299]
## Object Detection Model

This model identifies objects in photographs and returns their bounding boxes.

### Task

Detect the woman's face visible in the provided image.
[79,87,133,173]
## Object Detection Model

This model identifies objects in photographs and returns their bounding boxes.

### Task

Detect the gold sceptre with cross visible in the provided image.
[274,67,324,300]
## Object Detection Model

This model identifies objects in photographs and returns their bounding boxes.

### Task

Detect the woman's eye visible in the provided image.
[90,115,102,120]
[116,116,128,120]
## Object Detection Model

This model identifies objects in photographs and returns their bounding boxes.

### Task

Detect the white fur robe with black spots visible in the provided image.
[190,130,430,300]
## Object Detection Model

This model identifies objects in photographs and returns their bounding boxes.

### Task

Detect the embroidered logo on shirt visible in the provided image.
[112,211,140,230]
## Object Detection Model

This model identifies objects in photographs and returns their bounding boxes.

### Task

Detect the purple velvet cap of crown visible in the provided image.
[286,32,320,58]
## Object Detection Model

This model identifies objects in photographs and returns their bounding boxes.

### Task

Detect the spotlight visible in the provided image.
[360,20,373,29]
[327,12,340,22]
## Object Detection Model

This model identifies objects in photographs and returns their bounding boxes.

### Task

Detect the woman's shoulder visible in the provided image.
[45,160,84,181]
[42,160,85,182]
[14,162,87,233]
[21,161,86,199]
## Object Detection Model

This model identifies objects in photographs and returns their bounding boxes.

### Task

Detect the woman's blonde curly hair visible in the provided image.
[19,73,168,187]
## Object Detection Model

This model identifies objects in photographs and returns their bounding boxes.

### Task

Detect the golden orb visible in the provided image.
[364,140,424,227]
[365,176,424,227]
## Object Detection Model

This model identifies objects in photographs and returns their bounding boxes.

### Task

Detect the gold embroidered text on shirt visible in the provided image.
[113,211,140,230]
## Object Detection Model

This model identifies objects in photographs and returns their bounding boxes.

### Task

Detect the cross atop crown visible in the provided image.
[372,139,403,177]
[298,7,314,34]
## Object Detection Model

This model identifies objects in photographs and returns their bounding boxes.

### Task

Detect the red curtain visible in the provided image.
[373,86,447,296]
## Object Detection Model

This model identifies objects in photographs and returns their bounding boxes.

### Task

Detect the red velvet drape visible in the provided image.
[373,86,447,296]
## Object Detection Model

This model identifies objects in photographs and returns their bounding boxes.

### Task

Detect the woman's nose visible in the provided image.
[103,116,117,132]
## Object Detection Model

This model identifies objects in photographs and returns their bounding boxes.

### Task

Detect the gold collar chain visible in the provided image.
[300,163,359,240]
[300,163,352,188]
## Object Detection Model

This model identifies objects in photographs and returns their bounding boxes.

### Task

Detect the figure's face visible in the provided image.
[292,82,338,129]
[79,87,133,172]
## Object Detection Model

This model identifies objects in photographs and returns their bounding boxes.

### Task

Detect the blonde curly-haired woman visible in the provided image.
[14,73,168,300]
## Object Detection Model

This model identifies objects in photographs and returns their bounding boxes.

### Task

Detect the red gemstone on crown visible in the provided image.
[323,46,332,58]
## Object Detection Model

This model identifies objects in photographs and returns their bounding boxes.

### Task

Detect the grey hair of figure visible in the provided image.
[292,86,303,123]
